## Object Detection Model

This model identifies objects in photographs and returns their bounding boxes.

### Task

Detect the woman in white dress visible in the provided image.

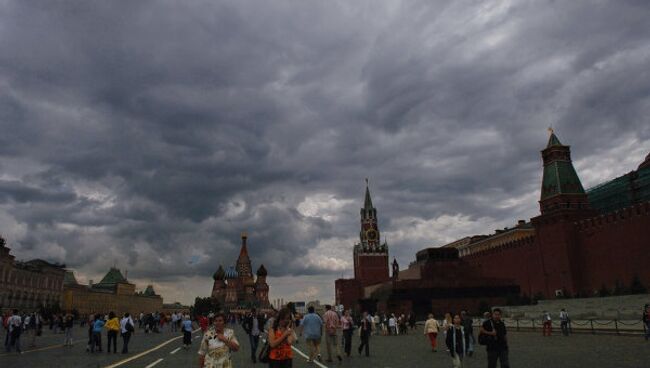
[198,313,240,368]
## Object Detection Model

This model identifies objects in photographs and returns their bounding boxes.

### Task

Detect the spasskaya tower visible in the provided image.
[353,180,390,286]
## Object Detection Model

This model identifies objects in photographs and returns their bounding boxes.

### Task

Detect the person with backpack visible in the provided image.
[479,308,509,368]
[120,313,135,353]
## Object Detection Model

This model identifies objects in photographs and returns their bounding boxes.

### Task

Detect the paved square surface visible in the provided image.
[1,324,648,367]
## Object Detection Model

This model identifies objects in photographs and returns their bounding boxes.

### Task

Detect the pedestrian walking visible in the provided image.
[388,314,396,335]
[64,314,74,346]
[91,314,105,353]
[479,308,510,368]
[86,314,95,352]
[120,313,135,353]
[357,311,371,357]
[446,314,467,368]
[642,304,650,341]
[106,311,120,353]
[268,308,294,368]
[243,308,266,363]
[182,314,194,349]
[171,312,178,333]
[6,309,22,353]
[198,312,239,368]
[542,311,552,337]
[460,311,474,356]
[300,306,323,363]
[424,313,439,352]
[323,305,342,363]
[560,309,570,336]
[372,314,380,336]
[408,313,416,331]
[340,310,354,357]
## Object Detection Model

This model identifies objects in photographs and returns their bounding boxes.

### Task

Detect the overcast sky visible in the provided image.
[1,0,649,305]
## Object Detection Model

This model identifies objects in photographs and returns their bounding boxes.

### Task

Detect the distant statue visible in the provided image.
[392,258,399,280]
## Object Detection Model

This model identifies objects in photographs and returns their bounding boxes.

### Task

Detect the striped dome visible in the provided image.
[225,266,239,279]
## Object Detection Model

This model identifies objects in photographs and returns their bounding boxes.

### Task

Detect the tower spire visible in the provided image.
[364,178,373,209]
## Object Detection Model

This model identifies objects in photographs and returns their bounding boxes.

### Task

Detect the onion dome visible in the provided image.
[225,265,239,279]
[213,265,225,281]
[256,264,267,277]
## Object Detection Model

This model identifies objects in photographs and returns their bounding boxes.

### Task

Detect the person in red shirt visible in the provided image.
[199,315,209,333]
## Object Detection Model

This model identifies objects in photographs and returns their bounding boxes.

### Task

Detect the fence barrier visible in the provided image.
[471,318,647,336]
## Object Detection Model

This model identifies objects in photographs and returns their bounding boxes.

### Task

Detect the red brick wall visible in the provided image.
[576,202,650,293]
[335,278,362,310]
[465,202,650,299]
[354,254,389,286]
[465,237,545,298]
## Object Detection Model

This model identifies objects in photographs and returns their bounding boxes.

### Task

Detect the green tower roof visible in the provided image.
[96,267,128,287]
[547,132,562,147]
[540,132,585,200]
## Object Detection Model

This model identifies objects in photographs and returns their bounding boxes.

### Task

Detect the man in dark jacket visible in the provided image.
[242,308,266,363]
[479,308,510,368]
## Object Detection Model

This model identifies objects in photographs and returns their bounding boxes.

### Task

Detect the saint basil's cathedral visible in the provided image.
[211,233,271,311]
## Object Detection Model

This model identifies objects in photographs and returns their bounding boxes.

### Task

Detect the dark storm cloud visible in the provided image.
[1,0,649,302]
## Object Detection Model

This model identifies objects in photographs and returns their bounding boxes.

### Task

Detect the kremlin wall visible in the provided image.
[337,132,650,317]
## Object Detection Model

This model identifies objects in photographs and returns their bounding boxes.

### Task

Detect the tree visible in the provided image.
[598,284,611,297]
[629,275,647,294]
[192,297,220,317]
[612,280,627,296]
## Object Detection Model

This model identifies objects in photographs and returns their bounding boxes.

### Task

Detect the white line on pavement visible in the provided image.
[170,347,181,354]
[103,328,200,368]
[145,358,164,368]
[291,346,329,368]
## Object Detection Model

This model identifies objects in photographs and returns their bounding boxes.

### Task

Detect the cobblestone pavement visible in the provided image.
[1,324,648,368]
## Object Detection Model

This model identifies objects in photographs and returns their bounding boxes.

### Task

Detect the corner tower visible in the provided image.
[532,129,597,298]
[353,180,389,286]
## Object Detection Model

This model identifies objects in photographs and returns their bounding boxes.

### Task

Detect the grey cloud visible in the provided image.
[0,0,649,303]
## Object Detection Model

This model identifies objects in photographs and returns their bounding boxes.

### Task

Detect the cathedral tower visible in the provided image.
[255,264,270,306]
[353,180,389,286]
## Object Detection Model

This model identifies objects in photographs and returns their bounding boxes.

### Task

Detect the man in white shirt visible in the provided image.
[120,313,135,354]
[170,312,178,333]
[388,314,397,335]
[7,309,22,353]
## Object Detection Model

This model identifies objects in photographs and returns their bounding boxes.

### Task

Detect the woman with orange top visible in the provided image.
[268,308,295,368]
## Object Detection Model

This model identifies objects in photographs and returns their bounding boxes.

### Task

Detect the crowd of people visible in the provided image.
[3,302,649,367]
[0,308,193,355]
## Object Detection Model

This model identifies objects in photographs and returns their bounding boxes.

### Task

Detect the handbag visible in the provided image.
[478,321,495,346]
[258,340,270,363]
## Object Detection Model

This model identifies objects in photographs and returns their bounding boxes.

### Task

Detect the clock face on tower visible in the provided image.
[365,229,378,241]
